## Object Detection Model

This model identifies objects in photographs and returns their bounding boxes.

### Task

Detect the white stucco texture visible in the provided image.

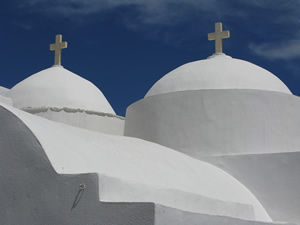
[0,86,9,96]
[125,90,300,157]
[203,152,300,224]
[6,66,115,114]
[145,54,291,98]
[1,103,271,222]
[0,95,12,106]
[27,108,125,135]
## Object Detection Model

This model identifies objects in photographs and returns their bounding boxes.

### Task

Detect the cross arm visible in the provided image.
[59,42,68,49]
[221,30,230,38]
[208,32,217,41]
[50,43,56,51]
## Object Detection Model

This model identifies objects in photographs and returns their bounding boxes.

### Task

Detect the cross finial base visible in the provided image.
[207,53,232,59]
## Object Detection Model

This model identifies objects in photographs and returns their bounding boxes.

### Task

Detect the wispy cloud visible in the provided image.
[249,39,300,60]
[13,0,300,60]
[16,0,218,25]
[15,0,300,29]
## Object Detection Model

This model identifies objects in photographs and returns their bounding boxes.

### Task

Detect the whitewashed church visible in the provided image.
[0,23,299,225]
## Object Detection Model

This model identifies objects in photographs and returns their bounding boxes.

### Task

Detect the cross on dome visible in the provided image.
[208,22,230,54]
[50,34,68,66]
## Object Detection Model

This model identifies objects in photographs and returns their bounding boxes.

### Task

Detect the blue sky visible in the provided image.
[1,0,300,116]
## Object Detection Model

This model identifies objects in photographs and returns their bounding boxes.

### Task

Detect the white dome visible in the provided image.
[7,66,115,114]
[145,54,292,98]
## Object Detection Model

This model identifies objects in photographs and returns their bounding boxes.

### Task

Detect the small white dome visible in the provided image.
[7,66,115,114]
[145,54,292,98]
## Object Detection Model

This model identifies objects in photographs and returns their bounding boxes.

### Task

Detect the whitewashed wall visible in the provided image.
[0,87,12,105]
[202,152,300,224]
[125,89,300,157]
[0,86,9,96]
[0,95,12,106]
[23,107,125,135]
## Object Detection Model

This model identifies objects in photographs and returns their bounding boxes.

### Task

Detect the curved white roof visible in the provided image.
[2,103,271,222]
[145,54,292,98]
[7,66,115,114]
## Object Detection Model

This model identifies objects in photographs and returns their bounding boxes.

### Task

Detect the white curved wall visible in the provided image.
[1,103,271,222]
[203,151,300,224]
[0,95,12,106]
[0,86,9,96]
[23,107,125,135]
[125,89,300,157]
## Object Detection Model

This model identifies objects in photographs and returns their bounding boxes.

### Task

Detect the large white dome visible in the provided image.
[7,66,115,114]
[145,54,292,98]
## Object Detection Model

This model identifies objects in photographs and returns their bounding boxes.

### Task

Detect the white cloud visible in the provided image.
[14,0,300,54]
[16,0,300,27]
[16,0,218,24]
[249,39,300,60]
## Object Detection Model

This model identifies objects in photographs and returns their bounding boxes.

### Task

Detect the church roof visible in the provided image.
[1,102,271,222]
[6,66,115,114]
[145,53,292,98]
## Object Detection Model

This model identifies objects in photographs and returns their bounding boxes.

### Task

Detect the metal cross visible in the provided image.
[208,22,230,53]
[50,34,68,66]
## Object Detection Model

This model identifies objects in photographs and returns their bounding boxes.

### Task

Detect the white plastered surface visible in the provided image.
[6,66,115,114]
[0,86,9,96]
[146,54,291,97]
[1,103,271,222]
